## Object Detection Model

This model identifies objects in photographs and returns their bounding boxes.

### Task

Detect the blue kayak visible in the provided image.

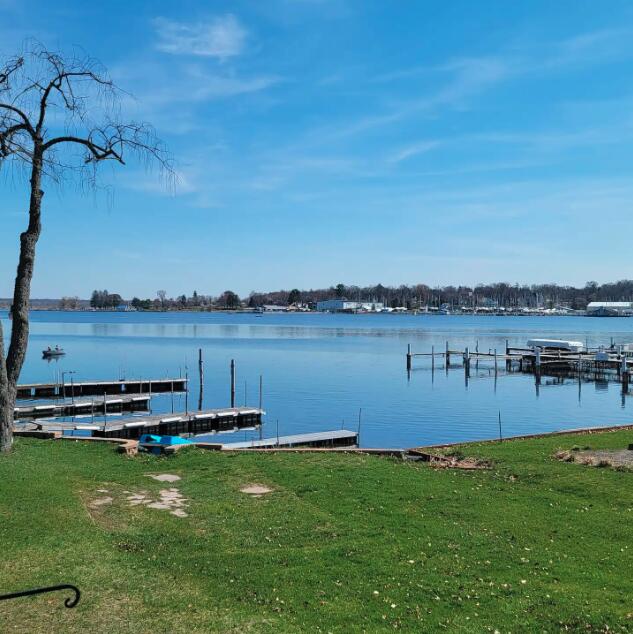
[139,434,193,454]
[139,434,193,445]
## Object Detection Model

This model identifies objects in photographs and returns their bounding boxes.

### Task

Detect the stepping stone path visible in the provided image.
[127,488,188,517]
[123,474,189,517]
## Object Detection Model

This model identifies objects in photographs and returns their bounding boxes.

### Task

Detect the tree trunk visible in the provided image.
[0,148,43,453]
[0,320,12,452]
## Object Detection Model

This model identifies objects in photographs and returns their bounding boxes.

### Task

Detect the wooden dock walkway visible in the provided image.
[16,377,188,399]
[14,395,150,419]
[32,406,263,439]
[220,429,358,450]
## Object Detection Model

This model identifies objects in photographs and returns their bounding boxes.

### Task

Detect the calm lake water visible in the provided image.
[4,310,633,448]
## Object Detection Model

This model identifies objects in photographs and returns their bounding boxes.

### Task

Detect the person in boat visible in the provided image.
[55,345,60,351]
[47,346,52,352]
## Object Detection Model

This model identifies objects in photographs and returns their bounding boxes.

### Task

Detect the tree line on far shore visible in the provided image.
[75,280,633,311]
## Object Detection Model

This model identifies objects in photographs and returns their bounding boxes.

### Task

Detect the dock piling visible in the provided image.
[198,348,204,411]
[230,359,236,408]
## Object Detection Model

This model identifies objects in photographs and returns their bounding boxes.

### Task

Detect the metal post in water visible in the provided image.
[498,410,503,442]
[185,369,189,415]
[230,359,236,408]
[198,348,204,411]
[464,346,470,385]
[357,407,362,447]
[259,374,263,411]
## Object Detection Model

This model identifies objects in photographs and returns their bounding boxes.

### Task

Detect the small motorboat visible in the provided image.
[42,346,66,358]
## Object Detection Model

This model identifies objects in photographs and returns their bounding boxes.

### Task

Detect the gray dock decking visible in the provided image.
[221,429,358,450]
[14,395,150,419]
[33,406,264,439]
[16,378,188,399]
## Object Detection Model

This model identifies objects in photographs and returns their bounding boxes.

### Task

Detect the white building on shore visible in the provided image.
[586,301,633,317]
[316,299,384,312]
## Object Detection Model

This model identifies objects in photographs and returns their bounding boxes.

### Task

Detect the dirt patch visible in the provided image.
[146,473,181,482]
[555,448,633,470]
[430,457,491,470]
[240,484,273,496]
[409,450,491,470]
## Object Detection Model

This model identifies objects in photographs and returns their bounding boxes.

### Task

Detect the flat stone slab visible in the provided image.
[240,484,272,496]
[90,496,113,508]
[147,473,181,482]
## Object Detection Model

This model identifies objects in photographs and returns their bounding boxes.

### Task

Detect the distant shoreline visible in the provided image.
[0,307,607,317]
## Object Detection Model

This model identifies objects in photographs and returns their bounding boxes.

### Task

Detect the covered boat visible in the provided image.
[526,338,584,352]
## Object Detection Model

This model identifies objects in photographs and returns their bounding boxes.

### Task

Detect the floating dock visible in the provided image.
[14,395,150,419]
[32,407,263,439]
[16,377,188,399]
[221,429,359,450]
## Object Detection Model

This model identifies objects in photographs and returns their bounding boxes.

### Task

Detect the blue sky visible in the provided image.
[2,0,633,298]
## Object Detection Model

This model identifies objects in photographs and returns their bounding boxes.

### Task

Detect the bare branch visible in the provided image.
[0,122,30,158]
[0,103,34,132]
[0,56,24,90]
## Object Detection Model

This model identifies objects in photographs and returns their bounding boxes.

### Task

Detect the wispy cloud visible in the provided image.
[111,61,282,134]
[153,15,247,59]
[315,56,509,141]
[387,140,441,163]
[117,168,197,197]
[542,28,633,70]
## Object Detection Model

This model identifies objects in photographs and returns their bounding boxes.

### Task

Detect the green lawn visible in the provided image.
[1,433,632,633]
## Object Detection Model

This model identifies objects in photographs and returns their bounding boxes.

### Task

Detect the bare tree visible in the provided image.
[0,44,172,452]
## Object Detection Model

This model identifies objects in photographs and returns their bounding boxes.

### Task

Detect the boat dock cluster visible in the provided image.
[14,375,264,440]
[406,338,633,392]
[14,363,354,451]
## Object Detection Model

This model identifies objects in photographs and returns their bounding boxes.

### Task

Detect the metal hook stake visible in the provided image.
[0,584,81,608]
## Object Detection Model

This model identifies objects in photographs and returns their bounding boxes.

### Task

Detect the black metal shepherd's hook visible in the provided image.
[0,584,80,608]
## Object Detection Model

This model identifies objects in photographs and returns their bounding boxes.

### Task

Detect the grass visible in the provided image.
[1,433,633,633]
